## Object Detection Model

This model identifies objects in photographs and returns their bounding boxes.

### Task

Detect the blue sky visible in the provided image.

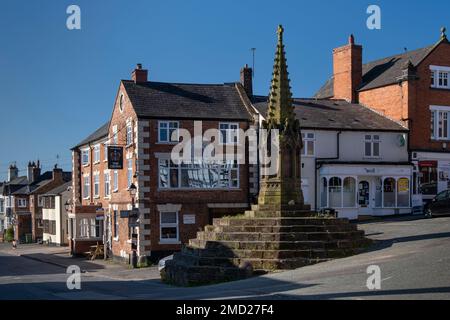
[0,0,448,180]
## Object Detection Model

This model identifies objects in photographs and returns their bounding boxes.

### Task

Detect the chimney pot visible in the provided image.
[349,34,355,45]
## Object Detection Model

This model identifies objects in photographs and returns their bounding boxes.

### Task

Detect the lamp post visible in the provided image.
[128,183,138,268]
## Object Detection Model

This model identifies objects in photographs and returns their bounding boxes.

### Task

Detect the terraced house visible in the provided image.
[315,29,450,205]
[70,64,257,263]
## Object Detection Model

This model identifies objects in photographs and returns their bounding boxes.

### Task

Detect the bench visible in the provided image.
[84,243,104,261]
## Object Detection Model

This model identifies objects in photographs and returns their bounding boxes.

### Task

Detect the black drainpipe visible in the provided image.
[314,131,342,211]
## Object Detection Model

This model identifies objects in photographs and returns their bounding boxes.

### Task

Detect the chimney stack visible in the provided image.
[131,63,148,84]
[52,164,63,182]
[8,164,18,182]
[240,64,253,97]
[27,161,41,183]
[332,34,362,103]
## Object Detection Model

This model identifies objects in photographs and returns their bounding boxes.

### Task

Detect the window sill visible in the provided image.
[113,237,119,242]
[125,143,135,149]
[156,142,179,145]
[82,164,90,167]
[159,240,181,245]
[363,157,382,160]
[93,161,100,165]
[430,86,450,91]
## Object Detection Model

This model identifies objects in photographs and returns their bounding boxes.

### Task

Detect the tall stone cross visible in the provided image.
[258,25,305,209]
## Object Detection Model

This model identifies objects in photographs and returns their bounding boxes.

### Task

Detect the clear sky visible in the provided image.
[0,0,448,180]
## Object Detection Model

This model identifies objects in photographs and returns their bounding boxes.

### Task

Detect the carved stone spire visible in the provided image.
[259,25,304,209]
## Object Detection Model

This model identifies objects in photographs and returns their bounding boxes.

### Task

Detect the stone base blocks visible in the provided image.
[162,205,372,286]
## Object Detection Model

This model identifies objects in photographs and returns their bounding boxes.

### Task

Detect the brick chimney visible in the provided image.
[52,164,63,182]
[131,63,148,84]
[240,64,253,97]
[7,164,18,182]
[332,34,362,103]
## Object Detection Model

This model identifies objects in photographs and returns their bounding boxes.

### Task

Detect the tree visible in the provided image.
[4,227,14,242]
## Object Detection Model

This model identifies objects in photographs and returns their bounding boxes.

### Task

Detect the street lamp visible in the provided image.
[128,182,138,268]
[64,200,71,212]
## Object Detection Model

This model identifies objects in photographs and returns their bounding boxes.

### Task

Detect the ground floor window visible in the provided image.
[80,218,89,238]
[343,177,356,207]
[329,177,342,208]
[383,178,396,207]
[419,161,438,195]
[160,211,179,243]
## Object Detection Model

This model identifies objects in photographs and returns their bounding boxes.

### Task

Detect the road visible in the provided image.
[1,215,450,300]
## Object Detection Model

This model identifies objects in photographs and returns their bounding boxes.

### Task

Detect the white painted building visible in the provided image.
[252,97,413,220]
[42,182,72,246]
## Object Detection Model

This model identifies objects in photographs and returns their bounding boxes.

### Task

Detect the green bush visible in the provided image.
[4,227,14,242]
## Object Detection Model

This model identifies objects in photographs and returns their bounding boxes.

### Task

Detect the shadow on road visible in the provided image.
[365,232,450,253]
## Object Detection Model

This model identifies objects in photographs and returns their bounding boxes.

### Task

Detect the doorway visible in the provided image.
[358,180,371,214]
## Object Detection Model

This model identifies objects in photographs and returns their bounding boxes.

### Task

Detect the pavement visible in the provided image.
[0,215,450,300]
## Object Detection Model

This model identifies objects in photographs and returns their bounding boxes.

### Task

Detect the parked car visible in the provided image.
[424,190,450,218]
[158,255,173,272]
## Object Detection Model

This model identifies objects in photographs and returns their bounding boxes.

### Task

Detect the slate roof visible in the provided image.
[43,181,72,196]
[72,121,110,149]
[121,80,252,121]
[252,96,407,132]
[315,44,436,98]
[11,171,71,195]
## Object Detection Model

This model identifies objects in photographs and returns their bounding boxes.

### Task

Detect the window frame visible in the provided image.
[81,148,90,166]
[126,122,133,146]
[219,122,239,145]
[159,211,179,244]
[104,172,111,198]
[158,121,179,143]
[113,170,119,192]
[430,105,450,140]
[364,134,381,158]
[93,144,101,163]
[83,175,90,200]
[301,132,315,157]
[430,66,450,89]
[93,172,100,199]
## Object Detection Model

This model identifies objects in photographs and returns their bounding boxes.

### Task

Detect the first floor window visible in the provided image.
[93,173,100,198]
[17,198,27,207]
[158,121,179,143]
[113,170,118,191]
[365,135,380,158]
[104,142,108,162]
[104,172,110,197]
[219,122,239,144]
[83,176,90,199]
[126,123,133,146]
[94,145,100,163]
[301,132,315,156]
[160,211,178,242]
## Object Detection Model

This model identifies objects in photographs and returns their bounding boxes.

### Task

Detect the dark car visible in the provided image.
[424,190,450,218]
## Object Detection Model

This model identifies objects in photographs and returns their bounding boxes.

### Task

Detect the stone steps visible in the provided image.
[188,238,371,251]
[196,230,366,242]
[205,224,358,233]
[182,245,361,260]
[213,217,350,227]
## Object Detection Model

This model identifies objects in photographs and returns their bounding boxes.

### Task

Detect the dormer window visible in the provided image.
[430,66,450,89]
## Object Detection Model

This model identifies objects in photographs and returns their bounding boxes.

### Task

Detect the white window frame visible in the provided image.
[79,218,89,238]
[430,105,450,140]
[126,122,133,146]
[127,159,133,188]
[219,122,239,145]
[159,211,179,244]
[103,141,109,162]
[17,198,27,208]
[113,210,119,241]
[83,175,90,200]
[104,172,111,198]
[93,144,100,163]
[158,121,179,143]
[430,65,450,89]
[364,134,381,158]
[113,170,119,192]
[93,172,100,198]
[81,148,90,166]
[301,132,315,156]
[112,125,118,145]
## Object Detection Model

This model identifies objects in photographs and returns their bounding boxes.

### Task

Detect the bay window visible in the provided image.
[329,177,342,208]
[343,177,356,207]
[383,178,396,207]
[159,159,239,189]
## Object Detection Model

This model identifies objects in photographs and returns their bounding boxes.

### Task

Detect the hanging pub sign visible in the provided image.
[108,146,123,169]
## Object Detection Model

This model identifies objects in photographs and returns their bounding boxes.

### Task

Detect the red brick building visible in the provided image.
[70,64,258,262]
[315,30,450,204]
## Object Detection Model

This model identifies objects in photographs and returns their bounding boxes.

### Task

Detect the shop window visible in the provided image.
[419,161,438,195]
[343,177,356,207]
[329,177,342,208]
[383,178,396,207]
[320,177,328,208]
[397,178,410,207]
